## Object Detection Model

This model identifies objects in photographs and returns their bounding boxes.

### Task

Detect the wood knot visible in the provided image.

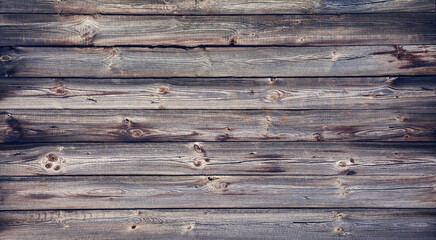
[50,83,67,95]
[186,223,195,230]
[130,225,136,230]
[297,36,306,42]
[331,51,338,61]
[191,142,209,168]
[265,116,273,124]
[269,77,277,84]
[1,55,11,61]
[47,153,58,162]
[193,160,203,167]
[206,177,230,192]
[229,36,238,45]
[337,213,346,218]
[123,118,132,125]
[336,161,347,168]
[77,17,98,45]
[266,90,284,102]
[42,152,63,172]
[313,133,324,141]
[129,129,147,138]
[215,133,234,141]
[157,86,170,95]
[109,48,118,56]
[396,116,406,122]
[334,227,344,233]
[193,143,205,153]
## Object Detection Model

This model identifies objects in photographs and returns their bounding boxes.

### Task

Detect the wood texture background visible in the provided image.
[0,0,435,239]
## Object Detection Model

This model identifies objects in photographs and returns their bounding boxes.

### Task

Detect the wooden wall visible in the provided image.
[0,0,435,239]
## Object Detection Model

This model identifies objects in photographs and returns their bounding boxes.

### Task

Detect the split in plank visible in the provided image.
[1,13,435,46]
[0,175,435,210]
[1,45,435,78]
[1,109,435,143]
[1,76,435,110]
[1,142,435,176]
[1,209,435,240]
[0,0,434,14]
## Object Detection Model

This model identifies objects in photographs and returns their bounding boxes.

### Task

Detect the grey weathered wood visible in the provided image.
[1,209,435,240]
[1,14,435,46]
[1,109,435,143]
[1,142,435,176]
[0,175,435,210]
[0,0,434,14]
[1,76,435,110]
[1,46,435,78]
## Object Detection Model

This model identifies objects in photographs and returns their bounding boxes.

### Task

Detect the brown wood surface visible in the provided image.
[1,0,435,238]
[1,142,435,177]
[1,109,435,143]
[1,209,435,240]
[0,0,434,14]
[1,175,435,210]
[1,13,434,46]
[1,76,435,110]
[1,45,435,78]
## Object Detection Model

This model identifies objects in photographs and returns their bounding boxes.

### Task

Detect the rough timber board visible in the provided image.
[0,13,434,46]
[1,209,435,240]
[0,0,434,14]
[1,76,435,110]
[0,175,435,210]
[1,45,435,78]
[1,142,435,176]
[1,109,435,143]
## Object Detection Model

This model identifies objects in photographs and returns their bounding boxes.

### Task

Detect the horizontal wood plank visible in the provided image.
[1,142,435,176]
[1,175,435,209]
[1,109,435,143]
[1,46,435,78]
[1,76,435,110]
[0,0,434,14]
[1,14,435,46]
[1,209,435,239]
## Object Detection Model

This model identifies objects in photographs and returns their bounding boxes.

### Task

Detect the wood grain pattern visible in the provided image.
[1,109,435,143]
[1,76,435,110]
[1,175,435,210]
[1,14,434,46]
[0,0,434,14]
[1,209,435,240]
[1,45,435,78]
[1,142,435,176]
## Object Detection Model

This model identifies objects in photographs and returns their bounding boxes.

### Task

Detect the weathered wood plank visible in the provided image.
[1,76,435,110]
[1,209,435,240]
[1,109,435,143]
[1,175,434,209]
[0,0,434,14]
[1,142,435,177]
[1,14,434,46]
[1,46,435,78]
